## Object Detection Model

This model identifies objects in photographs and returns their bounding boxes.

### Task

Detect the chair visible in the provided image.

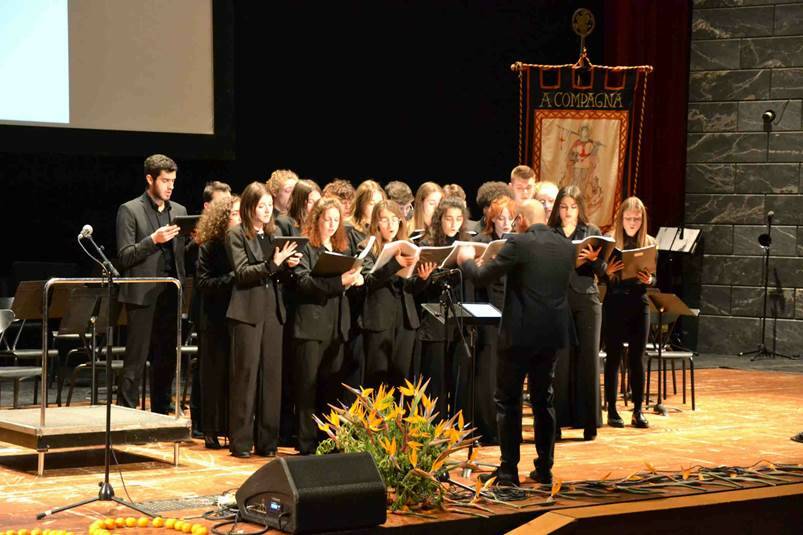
[0,308,43,408]
[644,296,697,410]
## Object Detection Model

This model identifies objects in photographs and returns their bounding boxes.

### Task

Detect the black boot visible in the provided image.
[631,408,649,428]
[607,406,624,428]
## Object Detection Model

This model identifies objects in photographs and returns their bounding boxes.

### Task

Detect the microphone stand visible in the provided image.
[38,233,152,520]
[737,214,799,361]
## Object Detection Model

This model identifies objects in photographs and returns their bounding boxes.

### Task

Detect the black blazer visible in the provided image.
[359,254,427,332]
[462,224,575,352]
[292,243,352,342]
[557,222,607,295]
[275,215,300,237]
[225,225,288,326]
[116,192,187,305]
[196,239,234,332]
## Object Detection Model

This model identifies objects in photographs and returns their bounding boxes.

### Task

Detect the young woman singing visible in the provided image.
[292,197,364,454]
[360,200,435,388]
[225,182,300,458]
[195,195,240,449]
[602,196,657,429]
[548,185,605,441]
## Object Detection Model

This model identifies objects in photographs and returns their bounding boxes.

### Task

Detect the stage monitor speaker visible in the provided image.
[235,452,387,533]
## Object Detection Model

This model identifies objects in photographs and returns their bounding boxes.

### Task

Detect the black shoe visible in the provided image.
[607,409,624,428]
[583,427,597,441]
[632,411,649,428]
[255,448,277,457]
[230,450,251,458]
[528,468,553,485]
[478,469,519,487]
[791,432,803,443]
[555,427,562,441]
[204,435,221,449]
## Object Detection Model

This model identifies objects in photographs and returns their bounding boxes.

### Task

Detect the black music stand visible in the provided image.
[422,301,501,477]
[645,292,697,416]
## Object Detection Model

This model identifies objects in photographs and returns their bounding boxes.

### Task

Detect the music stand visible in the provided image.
[646,292,697,416]
[422,302,501,477]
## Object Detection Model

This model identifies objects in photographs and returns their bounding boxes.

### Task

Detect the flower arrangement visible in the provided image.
[314,378,476,511]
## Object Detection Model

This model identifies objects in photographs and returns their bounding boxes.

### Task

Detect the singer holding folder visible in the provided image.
[115,154,186,414]
[602,196,656,429]
[292,197,364,455]
[360,201,436,388]
[225,182,299,458]
[417,197,472,419]
[548,185,605,441]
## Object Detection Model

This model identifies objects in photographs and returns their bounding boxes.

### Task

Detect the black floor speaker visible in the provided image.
[235,452,387,533]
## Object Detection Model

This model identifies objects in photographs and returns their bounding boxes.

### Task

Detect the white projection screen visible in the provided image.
[0,0,214,135]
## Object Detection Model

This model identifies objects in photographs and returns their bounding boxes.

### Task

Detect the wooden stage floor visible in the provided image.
[1,367,802,533]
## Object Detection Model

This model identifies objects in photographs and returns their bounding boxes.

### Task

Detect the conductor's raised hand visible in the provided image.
[152,224,180,244]
[273,241,298,266]
[416,261,437,280]
[606,259,624,277]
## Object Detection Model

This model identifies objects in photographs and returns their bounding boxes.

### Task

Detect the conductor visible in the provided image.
[457,199,575,486]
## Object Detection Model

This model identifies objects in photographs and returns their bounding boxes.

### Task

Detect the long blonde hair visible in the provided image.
[612,196,650,249]
[347,179,386,234]
[410,181,443,232]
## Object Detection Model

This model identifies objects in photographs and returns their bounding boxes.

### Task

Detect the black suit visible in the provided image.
[225,225,289,454]
[292,243,353,454]
[115,193,187,413]
[196,238,234,438]
[553,223,605,432]
[359,254,427,388]
[462,223,575,479]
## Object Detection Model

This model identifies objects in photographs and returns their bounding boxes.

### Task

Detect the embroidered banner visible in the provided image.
[514,62,652,231]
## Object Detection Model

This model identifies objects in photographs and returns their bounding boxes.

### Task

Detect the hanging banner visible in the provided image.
[513,61,652,231]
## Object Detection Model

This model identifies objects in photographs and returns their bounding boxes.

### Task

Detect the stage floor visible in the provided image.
[1,367,802,533]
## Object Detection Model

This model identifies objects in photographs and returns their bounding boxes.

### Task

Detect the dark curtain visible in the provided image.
[603,0,692,231]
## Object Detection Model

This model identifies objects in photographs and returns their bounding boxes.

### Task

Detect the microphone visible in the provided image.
[762,110,776,123]
[78,224,93,239]
[430,268,461,282]
[767,210,774,222]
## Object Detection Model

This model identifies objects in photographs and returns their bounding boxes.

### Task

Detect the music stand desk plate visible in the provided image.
[646,292,698,317]
[0,406,190,465]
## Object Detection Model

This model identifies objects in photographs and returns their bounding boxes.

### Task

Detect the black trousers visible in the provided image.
[602,293,650,409]
[363,297,417,389]
[200,321,229,437]
[554,290,602,430]
[474,325,499,444]
[228,316,283,454]
[496,347,558,477]
[420,332,469,420]
[118,285,178,414]
[294,329,344,455]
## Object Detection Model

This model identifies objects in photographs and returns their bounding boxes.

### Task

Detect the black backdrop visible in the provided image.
[0,0,603,287]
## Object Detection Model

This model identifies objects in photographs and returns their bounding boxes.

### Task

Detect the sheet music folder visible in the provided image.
[421,302,501,326]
